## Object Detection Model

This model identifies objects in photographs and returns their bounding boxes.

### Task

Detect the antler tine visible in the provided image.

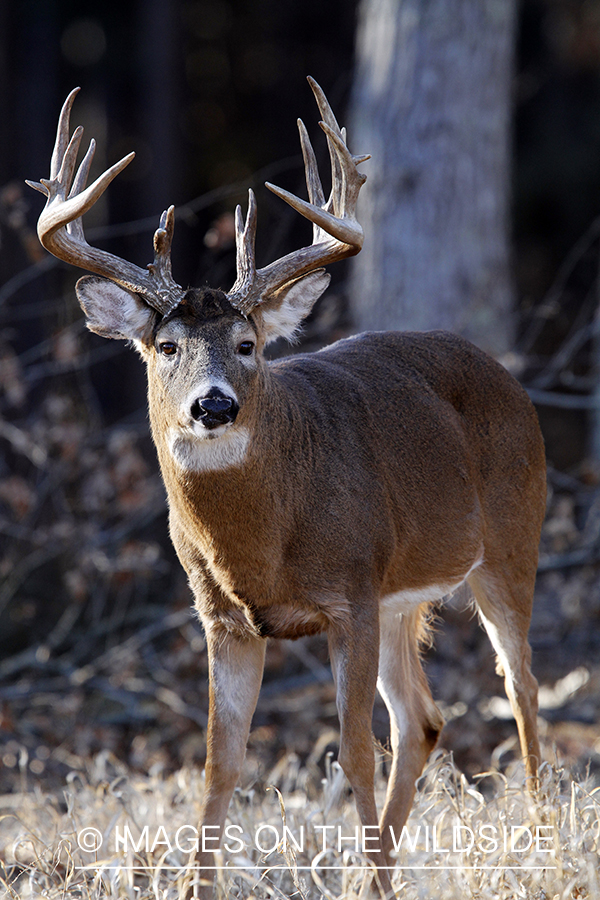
[320,121,367,218]
[265,179,364,246]
[51,87,80,180]
[307,75,371,169]
[26,90,184,317]
[306,76,344,214]
[66,137,96,242]
[236,190,258,281]
[228,190,262,315]
[154,206,175,259]
[56,126,85,198]
[307,76,342,144]
[148,206,181,301]
[297,119,327,245]
[298,120,325,205]
[227,77,369,315]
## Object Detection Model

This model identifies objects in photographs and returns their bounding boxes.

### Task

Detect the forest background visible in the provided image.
[1,0,600,861]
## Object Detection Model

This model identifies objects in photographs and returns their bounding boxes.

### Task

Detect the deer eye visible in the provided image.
[158,341,178,356]
[238,340,255,356]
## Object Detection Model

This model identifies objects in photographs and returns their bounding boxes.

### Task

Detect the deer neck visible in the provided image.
[149,365,299,559]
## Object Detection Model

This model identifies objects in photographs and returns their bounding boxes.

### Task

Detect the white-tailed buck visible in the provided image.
[29,79,546,897]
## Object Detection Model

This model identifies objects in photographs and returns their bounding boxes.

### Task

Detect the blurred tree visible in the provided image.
[349,0,517,355]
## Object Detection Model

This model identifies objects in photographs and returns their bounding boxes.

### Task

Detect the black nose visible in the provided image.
[191,387,239,430]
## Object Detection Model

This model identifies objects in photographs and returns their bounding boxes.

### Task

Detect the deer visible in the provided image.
[28,79,546,898]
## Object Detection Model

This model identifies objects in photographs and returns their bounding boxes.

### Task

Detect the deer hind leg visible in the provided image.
[467,564,540,785]
[377,605,444,867]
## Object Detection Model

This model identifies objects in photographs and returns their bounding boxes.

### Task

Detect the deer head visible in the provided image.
[27,80,369,472]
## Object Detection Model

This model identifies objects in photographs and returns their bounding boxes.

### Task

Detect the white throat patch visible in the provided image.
[168,426,250,472]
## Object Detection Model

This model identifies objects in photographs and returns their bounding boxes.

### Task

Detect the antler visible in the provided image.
[26,88,183,316]
[227,76,370,315]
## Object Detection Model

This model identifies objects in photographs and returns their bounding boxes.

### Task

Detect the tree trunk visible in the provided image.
[349,0,517,356]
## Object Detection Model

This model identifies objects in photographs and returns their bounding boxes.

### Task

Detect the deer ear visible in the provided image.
[76,275,155,342]
[258,270,331,345]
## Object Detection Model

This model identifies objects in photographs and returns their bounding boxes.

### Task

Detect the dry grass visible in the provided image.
[1,750,599,899]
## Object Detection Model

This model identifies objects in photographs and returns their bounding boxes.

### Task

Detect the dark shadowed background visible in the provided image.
[1,0,600,795]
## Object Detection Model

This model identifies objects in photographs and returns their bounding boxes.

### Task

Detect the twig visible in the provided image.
[538,547,600,572]
[259,672,331,700]
[0,543,66,616]
[285,638,331,682]
[526,387,600,410]
[517,214,600,353]
[67,609,194,682]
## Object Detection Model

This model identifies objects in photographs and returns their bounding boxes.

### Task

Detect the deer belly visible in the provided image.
[380,553,484,614]
[243,593,351,639]
[209,590,351,640]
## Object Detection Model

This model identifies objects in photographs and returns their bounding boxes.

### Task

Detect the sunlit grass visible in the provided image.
[1,750,599,899]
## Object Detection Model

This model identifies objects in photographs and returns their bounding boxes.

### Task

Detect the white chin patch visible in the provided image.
[168,426,250,472]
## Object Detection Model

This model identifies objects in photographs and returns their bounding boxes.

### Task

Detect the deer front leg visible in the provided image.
[193,624,266,897]
[328,608,394,900]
